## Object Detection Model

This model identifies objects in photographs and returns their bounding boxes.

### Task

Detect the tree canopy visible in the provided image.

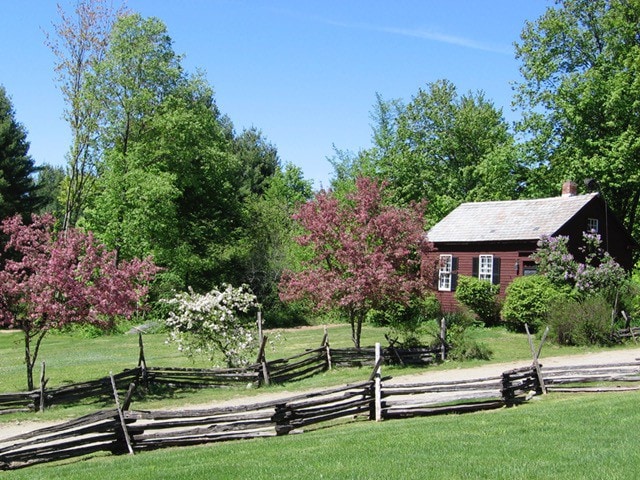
[330,80,520,226]
[279,177,432,347]
[0,86,41,219]
[515,0,640,236]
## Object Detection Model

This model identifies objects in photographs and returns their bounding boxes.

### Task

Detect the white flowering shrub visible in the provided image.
[164,284,260,367]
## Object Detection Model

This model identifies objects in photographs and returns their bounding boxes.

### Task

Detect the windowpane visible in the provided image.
[438,254,452,291]
[479,254,493,282]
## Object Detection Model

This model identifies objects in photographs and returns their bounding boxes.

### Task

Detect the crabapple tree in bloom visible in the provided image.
[279,177,433,348]
[164,284,260,367]
[0,214,159,390]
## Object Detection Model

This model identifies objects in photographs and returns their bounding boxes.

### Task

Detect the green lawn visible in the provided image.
[6,391,640,479]
[0,323,637,420]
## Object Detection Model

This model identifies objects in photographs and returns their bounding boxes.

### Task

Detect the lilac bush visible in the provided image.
[531,232,626,297]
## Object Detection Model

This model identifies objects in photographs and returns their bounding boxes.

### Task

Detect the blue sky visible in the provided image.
[1,1,551,189]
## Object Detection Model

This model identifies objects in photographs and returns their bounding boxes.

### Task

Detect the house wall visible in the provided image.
[430,241,537,313]
[555,197,635,270]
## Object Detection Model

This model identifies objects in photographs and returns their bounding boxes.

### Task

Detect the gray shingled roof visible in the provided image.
[427,193,599,243]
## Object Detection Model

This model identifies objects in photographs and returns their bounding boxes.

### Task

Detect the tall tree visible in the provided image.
[331,82,520,225]
[514,0,640,235]
[45,0,125,229]
[83,13,242,292]
[279,177,432,348]
[0,86,41,220]
[34,164,65,217]
[240,163,313,323]
[0,214,158,390]
[232,127,280,198]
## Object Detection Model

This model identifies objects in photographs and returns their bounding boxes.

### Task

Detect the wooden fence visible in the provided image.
[5,354,640,471]
[0,348,541,471]
[0,330,445,414]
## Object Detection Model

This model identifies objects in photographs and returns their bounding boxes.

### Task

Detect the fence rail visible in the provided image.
[0,330,446,414]
[4,354,638,471]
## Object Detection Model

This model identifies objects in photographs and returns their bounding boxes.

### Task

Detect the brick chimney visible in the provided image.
[561,180,578,197]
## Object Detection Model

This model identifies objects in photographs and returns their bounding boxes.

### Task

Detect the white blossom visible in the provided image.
[163,284,260,367]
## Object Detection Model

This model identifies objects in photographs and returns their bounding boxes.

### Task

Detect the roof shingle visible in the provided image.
[427,193,598,243]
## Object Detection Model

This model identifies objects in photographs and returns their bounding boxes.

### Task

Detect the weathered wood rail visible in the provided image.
[0,353,541,471]
[0,330,446,414]
[542,361,640,392]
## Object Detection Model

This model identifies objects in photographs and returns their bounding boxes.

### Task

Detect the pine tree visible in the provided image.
[0,86,41,219]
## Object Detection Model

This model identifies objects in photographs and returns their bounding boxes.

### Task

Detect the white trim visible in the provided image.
[438,254,453,291]
[479,254,493,282]
[587,218,599,233]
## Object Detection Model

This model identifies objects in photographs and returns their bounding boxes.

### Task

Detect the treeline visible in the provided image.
[2,0,640,326]
[2,3,313,324]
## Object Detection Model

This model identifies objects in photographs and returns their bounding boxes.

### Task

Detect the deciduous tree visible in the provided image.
[279,177,432,348]
[45,0,125,229]
[0,214,159,390]
[514,0,640,236]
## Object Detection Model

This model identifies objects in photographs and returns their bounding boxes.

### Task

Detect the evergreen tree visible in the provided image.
[0,86,41,220]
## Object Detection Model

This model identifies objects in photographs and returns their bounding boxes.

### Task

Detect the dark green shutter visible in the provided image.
[492,257,501,285]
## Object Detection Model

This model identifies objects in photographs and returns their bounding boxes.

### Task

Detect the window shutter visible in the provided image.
[472,257,479,278]
[492,257,501,285]
[451,257,459,291]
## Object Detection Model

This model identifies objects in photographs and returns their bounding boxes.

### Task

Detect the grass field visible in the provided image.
[5,391,640,479]
[0,322,634,418]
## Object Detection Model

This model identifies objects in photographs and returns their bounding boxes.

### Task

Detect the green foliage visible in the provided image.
[454,275,501,326]
[444,311,493,361]
[0,85,42,219]
[367,294,441,347]
[501,275,564,333]
[547,295,617,346]
[514,0,640,236]
[331,81,520,226]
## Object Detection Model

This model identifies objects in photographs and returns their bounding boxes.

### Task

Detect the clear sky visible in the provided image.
[0,1,552,189]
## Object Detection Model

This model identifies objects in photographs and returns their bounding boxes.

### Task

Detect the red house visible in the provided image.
[427,181,637,312]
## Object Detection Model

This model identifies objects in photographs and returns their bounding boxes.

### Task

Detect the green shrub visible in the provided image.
[367,294,441,347]
[501,275,564,333]
[454,276,501,326]
[440,310,493,361]
[547,295,617,346]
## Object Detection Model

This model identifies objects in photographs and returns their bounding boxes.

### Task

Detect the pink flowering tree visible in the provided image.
[0,214,159,390]
[279,177,433,348]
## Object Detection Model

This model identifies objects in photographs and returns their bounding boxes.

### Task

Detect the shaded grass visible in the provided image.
[1,323,638,422]
[6,391,640,479]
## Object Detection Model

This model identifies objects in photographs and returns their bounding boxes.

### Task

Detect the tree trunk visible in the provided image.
[24,330,34,391]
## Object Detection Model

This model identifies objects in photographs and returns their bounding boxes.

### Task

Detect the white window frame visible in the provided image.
[479,254,493,282]
[587,218,599,233]
[438,254,453,291]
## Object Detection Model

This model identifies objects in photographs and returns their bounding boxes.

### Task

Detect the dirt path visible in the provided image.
[2,347,639,443]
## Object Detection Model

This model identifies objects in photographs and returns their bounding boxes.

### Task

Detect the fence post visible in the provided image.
[110,372,134,455]
[525,324,547,395]
[374,342,382,421]
[257,310,263,346]
[137,332,148,389]
[256,335,270,386]
[440,317,447,361]
[322,326,332,370]
[39,361,47,412]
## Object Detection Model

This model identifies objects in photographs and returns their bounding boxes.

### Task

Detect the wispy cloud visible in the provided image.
[326,19,512,55]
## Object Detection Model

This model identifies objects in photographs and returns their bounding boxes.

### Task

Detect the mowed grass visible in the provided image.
[6,391,640,480]
[1,322,637,419]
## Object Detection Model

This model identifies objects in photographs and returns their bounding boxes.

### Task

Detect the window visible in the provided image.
[438,254,453,291]
[479,254,493,282]
[587,218,599,233]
